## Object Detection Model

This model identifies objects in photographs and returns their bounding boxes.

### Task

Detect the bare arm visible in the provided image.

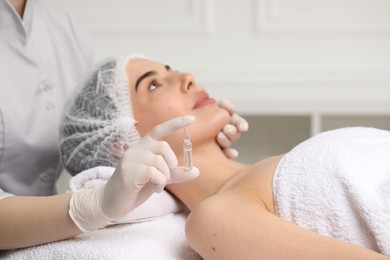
[0,194,82,250]
[186,193,388,260]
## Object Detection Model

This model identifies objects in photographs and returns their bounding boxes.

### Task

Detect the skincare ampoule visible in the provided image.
[183,127,193,171]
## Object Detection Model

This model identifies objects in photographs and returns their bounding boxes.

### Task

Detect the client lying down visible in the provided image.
[60,54,390,259]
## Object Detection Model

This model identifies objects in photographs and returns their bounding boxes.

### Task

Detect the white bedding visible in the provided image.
[1,212,201,260]
[0,166,201,259]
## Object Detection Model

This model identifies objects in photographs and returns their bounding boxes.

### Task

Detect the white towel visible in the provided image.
[67,166,185,224]
[0,166,200,259]
[1,213,201,260]
[273,127,390,255]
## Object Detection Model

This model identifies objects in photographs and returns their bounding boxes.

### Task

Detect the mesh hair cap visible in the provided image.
[60,55,144,175]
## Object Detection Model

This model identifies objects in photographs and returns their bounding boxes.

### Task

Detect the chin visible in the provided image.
[192,104,230,137]
[213,105,231,127]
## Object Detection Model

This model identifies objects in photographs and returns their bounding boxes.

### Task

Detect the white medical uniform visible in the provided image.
[0,0,94,198]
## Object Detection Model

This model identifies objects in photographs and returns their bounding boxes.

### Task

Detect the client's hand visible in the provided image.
[217,100,249,158]
[68,116,199,233]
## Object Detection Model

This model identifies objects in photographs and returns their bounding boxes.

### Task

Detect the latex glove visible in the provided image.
[69,115,199,232]
[217,100,249,158]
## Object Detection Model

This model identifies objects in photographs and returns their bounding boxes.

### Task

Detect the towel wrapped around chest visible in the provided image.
[273,127,390,255]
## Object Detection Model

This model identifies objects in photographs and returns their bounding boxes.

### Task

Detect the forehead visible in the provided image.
[126,58,163,83]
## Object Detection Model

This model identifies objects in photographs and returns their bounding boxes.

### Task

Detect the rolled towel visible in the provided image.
[67,166,185,224]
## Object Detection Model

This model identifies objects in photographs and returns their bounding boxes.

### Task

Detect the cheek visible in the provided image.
[133,100,188,137]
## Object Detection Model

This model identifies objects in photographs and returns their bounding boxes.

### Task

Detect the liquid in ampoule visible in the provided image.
[183,127,193,171]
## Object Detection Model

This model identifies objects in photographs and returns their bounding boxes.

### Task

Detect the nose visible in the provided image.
[180,73,195,93]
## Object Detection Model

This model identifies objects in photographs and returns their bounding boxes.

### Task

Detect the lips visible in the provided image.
[194,91,216,109]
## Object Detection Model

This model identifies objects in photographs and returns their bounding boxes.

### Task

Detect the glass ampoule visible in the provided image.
[183,127,193,171]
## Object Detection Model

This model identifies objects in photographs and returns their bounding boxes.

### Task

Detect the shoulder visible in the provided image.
[218,155,284,214]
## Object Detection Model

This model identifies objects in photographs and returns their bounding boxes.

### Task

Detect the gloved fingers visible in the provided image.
[230,113,249,132]
[139,166,166,193]
[111,141,126,159]
[137,152,171,182]
[144,136,178,169]
[149,115,195,141]
[217,99,236,115]
[153,183,165,193]
[168,166,200,184]
[222,124,240,141]
[217,131,232,149]
[222,148,239,159]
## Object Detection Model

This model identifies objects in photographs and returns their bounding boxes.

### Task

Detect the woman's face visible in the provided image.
[126,58,230,152]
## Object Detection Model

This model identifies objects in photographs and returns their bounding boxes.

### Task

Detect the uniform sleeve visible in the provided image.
[0,109,15,200]
[0,108,3,164]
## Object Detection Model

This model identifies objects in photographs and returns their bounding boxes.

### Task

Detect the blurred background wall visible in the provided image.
[47,0,390,171]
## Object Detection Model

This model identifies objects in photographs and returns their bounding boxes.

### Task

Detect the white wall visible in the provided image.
[48,0,390,180]
[47,0,390,115]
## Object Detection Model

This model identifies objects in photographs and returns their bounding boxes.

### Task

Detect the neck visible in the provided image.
[8,0,27,18]
[167,141,247,210]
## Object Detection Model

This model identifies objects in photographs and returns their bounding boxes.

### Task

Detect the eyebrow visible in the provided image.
[135,65,172,92]
[135,71,156,92]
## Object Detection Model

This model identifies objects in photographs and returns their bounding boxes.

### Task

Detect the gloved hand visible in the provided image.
[69,115,199,233]
[217,100,249,159]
